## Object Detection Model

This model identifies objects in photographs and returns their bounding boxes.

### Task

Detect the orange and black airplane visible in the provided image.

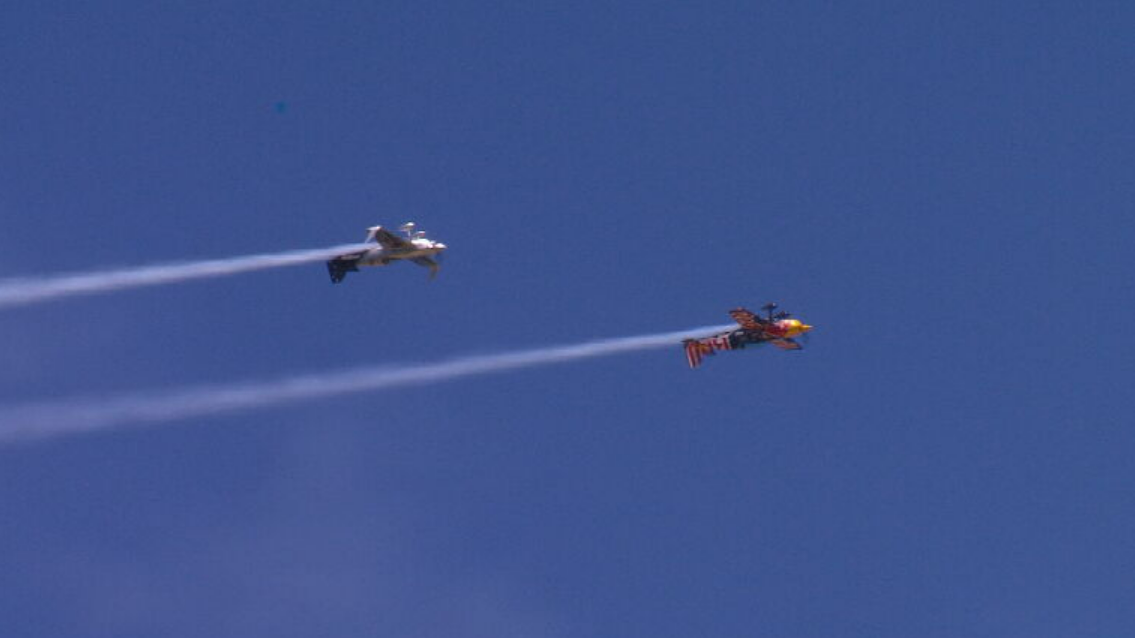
[683,303,814,368]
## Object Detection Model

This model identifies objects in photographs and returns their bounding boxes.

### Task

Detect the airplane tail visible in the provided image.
[683,335,733,368]
[326,257,359,284]
[684,339,713,369]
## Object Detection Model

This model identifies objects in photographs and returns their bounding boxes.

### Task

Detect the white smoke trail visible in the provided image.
[0,242,373,309]
[0,324,735,445]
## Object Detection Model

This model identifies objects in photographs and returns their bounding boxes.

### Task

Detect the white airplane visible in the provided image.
[326,222,447,283]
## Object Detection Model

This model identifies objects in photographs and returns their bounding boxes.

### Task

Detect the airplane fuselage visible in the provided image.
[763,318,812,339]
[356,239,445,267]
[728,319,813,348]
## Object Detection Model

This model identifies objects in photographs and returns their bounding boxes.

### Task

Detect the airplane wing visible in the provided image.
[411,256,440,279]
[368,226,411,250]
[729,307,765,330]
[770,338,802,351]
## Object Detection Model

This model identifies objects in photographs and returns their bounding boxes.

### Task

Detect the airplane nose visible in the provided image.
[802,324,814,332]
[435,243,447,250]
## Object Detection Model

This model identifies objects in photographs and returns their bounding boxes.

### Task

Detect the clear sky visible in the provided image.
[1,2,1133,636]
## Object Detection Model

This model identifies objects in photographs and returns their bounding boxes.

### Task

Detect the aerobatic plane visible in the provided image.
[326,223,447,283]
[683,303,814,368]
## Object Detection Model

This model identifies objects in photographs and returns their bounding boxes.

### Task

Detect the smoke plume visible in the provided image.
[0,324,734,445]
[0,243,372,309]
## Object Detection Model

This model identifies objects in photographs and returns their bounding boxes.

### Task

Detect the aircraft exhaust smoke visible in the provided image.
[0,324,735,445]
[0,242,373,309]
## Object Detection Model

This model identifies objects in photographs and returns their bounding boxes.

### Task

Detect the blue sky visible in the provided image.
[1,2,1133,636]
